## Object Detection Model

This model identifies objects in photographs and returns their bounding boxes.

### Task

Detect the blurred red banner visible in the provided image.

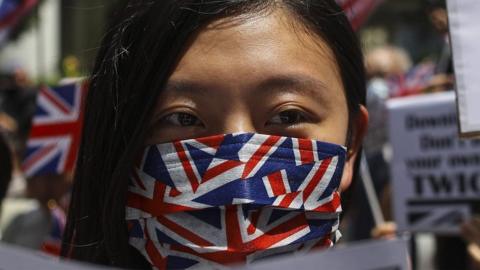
[337,0,383,30]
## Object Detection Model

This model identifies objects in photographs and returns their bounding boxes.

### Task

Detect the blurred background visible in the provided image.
[0,0,450,83]
[0,0,476,269]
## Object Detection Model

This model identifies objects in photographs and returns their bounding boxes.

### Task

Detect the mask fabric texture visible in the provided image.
[126,133,347,269]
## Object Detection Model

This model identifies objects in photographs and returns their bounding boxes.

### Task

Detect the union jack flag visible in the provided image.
[126,133,346,269]
[0,0,39,44]
[22,82,87,177]
[0,0,38,28]
[388,63,436,97]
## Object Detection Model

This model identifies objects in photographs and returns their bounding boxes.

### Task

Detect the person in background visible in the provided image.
[0,114,15,229]
[364,45,411,162]
[462,217,480,270]
[0,133,13,227]
[1,173,69,254]
[424,1,469,269]
[0,61,71,253]
[346,45,411,241]
[424,0,451,75]
[386,0,453,98]
[0,69,36,147]
[0,68,36,197]
[423,0,454,93]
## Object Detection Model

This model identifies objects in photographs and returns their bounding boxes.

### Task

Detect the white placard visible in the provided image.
[241,239,410,270]
[387,92,480,234]
[447,0,480,136]
[1,239,409,270]
[0,243,112,270]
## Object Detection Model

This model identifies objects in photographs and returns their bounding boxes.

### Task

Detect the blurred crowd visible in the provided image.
[341,2,480,270]
[0,60,71,255]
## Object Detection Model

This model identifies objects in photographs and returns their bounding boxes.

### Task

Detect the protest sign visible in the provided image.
[0,243,111,270]
[0,239,409,270]
[388,92,480,234]
[447,0,480,136]
[241,239,410,270]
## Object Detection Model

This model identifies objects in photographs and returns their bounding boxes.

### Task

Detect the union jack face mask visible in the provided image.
[126,133,347,269]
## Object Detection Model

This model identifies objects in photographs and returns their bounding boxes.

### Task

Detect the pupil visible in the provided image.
[179,113,196,126]
[280,111,299,124]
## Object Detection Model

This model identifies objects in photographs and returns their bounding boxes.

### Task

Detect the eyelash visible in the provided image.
[158,108,311,128]
[159,112,204,127]
[266,109,311,126]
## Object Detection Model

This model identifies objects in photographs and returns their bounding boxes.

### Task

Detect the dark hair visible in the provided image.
[0,134,13,203]
[423,0,447,12]
[61,0,366,268]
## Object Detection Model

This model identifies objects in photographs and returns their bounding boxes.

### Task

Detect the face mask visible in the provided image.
[126,133,346,269]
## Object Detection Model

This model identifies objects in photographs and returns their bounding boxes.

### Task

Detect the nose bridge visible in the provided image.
[215,107,257,135]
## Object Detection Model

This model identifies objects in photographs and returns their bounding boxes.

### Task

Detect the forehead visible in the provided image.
[170,8,344,97]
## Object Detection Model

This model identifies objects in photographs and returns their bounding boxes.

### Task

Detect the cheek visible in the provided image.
[308,110,349,145]
[310,79,350,145]
[306,129,347,148]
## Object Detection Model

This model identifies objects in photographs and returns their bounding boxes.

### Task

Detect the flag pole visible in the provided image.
[360,152,385,227]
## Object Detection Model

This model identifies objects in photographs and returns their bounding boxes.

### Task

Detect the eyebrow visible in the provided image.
[163,74,330,100]
[255,74,329,101]
[163,80,210,97]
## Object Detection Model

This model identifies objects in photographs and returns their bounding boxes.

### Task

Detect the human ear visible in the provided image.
[339,105,369,191]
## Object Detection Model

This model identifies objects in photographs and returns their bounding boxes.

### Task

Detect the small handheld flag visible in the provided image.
[22,81,87,177]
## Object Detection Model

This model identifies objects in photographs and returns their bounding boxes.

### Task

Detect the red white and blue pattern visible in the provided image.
[0,0,37,28]
[126,133,346,269]
[0,0,38,44]
[22,82,86,177]
[388,63,436,97]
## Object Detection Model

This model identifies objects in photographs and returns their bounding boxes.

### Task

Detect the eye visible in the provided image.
[160,112,203,127]
[267,109,309,125]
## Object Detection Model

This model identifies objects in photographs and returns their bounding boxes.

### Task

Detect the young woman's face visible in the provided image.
[147,9,367,190]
